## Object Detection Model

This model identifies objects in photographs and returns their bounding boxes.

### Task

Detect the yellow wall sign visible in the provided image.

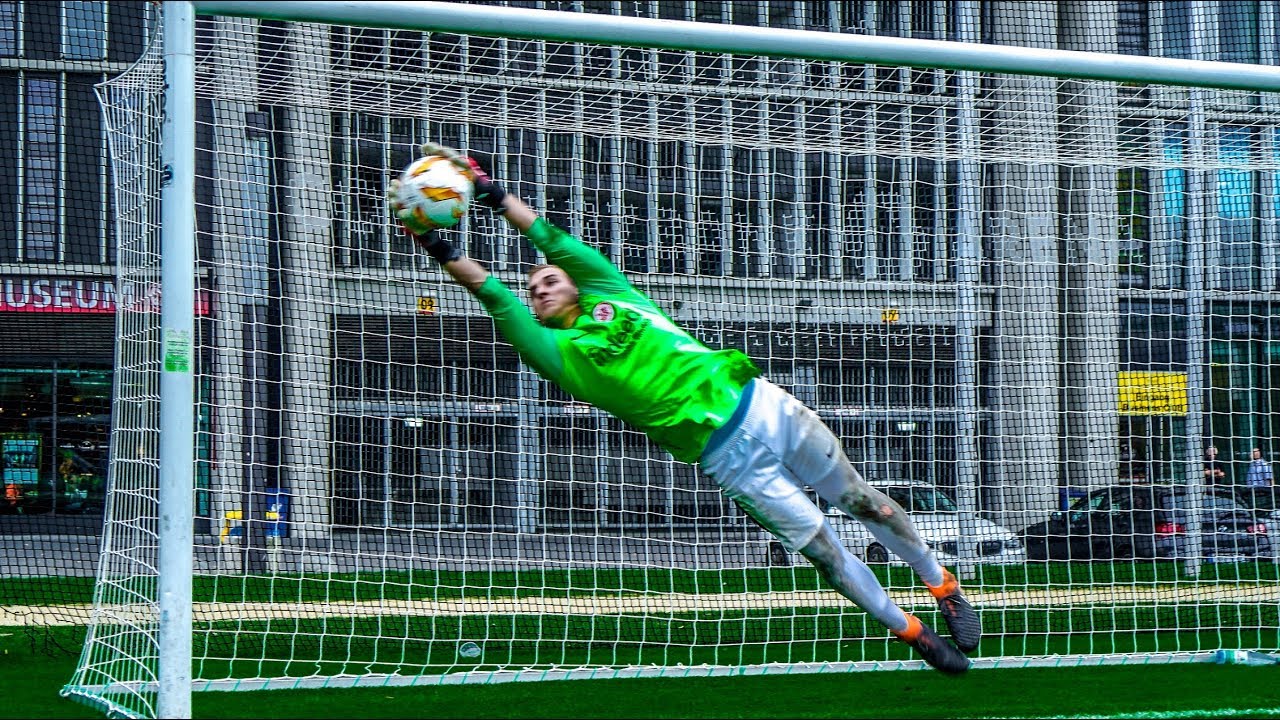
[881,308,900,323]
[416,297,437,315]
[1118,371,1188,415]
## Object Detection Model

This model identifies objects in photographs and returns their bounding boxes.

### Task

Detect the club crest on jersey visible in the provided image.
[592,302,616,322]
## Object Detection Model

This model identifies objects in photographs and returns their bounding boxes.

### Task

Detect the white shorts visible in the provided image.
[700,379,844,552]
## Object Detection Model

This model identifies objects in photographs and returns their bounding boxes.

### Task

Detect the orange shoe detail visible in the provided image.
[927,568,960,600]
[893,613,924,643]
[893,613,970,675]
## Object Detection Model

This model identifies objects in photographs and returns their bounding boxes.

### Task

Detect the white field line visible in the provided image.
[983,710,1280,720]
[4,583,1277,628]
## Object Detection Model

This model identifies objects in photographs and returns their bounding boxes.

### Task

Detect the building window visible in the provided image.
[1217,125,1258,291]
[1117,122,1191,290]
[1160,0,1192,59]
[1120,299,1188,371]
[1117,1,1149,55]
[0,364,113,517]
[1270,3,1280,66]
[1152,124,1188,290]
[1117,120,1150,289]
[1274,128,1280,283]
[63,1,106,60]
[1219,0,1259,65]
[1158,0,1273,64]
[0,2,16,58]
[24,77,60,263]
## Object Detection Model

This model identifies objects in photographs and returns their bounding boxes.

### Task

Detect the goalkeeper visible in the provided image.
[390,144,978,675]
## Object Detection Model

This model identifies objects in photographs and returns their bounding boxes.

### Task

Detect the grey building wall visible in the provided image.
[206,0,1279,542]
[1060,3,1123,510]
[26,2,1280,560]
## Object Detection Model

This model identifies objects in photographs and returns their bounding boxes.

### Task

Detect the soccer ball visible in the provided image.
[394,155,474,229]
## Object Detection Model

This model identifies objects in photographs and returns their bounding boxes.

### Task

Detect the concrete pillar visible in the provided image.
[984,3,1061,528]
[276,23,334,566]
[206,18,259,571]
[1060,5,1121,508]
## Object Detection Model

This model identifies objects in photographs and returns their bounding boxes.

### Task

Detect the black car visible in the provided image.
[1222,485,1280,524]
[1021,485,1271,562]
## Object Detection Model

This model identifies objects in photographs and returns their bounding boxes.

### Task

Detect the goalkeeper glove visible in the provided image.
[387,178,435,236]
[421,142,508,212]
[412,228,463,265]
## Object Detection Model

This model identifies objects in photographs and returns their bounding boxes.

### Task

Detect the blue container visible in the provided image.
[1059,486,1087,511]
[265,491,289,539]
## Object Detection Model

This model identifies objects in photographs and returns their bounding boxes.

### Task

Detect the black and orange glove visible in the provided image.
[420,142,508,212]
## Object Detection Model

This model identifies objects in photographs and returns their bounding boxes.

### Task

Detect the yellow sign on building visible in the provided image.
[1118,371,1188,415]
[416,297,437,315]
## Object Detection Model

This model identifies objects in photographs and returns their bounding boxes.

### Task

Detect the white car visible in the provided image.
[764,480,1027,567]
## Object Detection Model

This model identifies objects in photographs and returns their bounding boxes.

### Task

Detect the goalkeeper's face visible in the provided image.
[528,266,581,328]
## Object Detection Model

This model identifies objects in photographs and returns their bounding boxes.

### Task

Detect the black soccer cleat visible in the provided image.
[894,614,970,675]
[928,569,982,653]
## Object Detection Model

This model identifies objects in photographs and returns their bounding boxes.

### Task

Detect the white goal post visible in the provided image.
[66,1,1280,718]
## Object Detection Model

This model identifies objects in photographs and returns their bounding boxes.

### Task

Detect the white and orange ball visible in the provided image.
[395,155,474,229]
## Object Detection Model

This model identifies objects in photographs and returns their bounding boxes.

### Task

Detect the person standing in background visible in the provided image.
[1203,446,1226,487]
[1246,447,1273,489]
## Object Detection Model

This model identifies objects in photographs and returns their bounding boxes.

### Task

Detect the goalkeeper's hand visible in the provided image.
[421,142,508,212]
[387,178,437,236]
[387,179,461,264]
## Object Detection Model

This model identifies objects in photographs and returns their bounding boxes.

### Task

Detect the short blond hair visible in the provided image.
[527,263,557,279]
[527,264,577,290]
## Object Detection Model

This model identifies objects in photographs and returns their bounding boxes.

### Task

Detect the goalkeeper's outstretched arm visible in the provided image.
[419,143,626,291]
[383,215,561,377]
[438,253,489,293]
[494,193,538,235]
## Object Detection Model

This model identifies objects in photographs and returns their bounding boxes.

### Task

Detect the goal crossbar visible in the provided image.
[189,0,1280,91]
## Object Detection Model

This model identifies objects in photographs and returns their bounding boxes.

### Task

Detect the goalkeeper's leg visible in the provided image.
[799,524,969,675]
[756,386,981,654]
[700,381,969,673]
[705,467,969,674]
[806,456,981,653]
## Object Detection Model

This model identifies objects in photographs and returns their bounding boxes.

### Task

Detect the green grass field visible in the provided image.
[7,561,1280,719]
[6,628,1280,720]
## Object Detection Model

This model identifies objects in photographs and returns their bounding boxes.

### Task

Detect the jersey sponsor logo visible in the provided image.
[592,302,616,322]
[584,307,648,366]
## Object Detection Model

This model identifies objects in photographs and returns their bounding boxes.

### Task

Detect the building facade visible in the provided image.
[0,1,147,526]
[8,2,1280,552]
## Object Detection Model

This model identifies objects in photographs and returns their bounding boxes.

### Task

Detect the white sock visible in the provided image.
[860,522,947,588]
[799,526,910,632]
[910,557,947,590]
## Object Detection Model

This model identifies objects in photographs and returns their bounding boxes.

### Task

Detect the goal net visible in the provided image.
[68,2,1280,717]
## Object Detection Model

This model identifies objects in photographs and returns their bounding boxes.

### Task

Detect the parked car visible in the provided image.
[765,480,1026,567]
[1224,485,1280,525]
[1021,484,1271,562]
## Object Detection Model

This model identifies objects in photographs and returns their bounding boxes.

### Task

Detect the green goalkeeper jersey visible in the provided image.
[473,218,760,463]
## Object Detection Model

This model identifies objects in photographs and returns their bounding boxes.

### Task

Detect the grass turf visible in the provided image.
[7,560,1280,608]
[8,562,1280,718]
[6,628,1280,720]
[187,664,1280,720]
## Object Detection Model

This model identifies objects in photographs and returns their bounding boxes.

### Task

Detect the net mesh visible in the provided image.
[61,2,1280,718]
[0,0,150,706]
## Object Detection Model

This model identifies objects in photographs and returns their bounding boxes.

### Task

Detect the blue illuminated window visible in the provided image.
[1217,126,1256,291]
[24,78,60,262]
[63,1,106,60]
[0,2,16,58]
